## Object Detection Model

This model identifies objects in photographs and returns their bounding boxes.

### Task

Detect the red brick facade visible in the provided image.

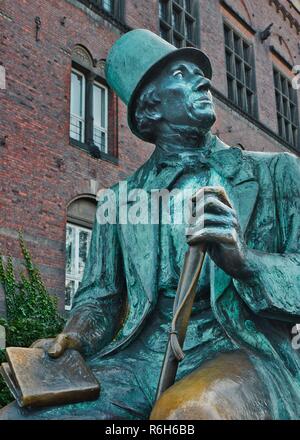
[0,0,299,311]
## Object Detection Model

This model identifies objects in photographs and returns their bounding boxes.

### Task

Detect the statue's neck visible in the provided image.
[156,127,217,156]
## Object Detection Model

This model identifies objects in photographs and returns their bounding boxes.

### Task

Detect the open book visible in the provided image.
[0,347,100,408]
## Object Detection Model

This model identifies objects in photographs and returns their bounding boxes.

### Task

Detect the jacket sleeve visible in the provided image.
[233,153,300,322]
[63,197,126,358]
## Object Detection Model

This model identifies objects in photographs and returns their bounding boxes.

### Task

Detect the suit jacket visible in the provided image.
[69,137,300,418]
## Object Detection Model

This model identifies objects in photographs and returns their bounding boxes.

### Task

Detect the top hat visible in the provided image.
[105,29,212,143]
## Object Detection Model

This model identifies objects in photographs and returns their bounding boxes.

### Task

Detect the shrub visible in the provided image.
[0,232,64,408]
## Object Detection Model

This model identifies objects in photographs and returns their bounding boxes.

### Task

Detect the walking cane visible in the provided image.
[155,243,207,401]
[155,191,232,402]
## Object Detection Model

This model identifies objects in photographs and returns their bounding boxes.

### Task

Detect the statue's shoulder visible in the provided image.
[241,148,299,171]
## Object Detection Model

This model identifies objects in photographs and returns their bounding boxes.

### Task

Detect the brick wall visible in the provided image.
[0,0,299,312]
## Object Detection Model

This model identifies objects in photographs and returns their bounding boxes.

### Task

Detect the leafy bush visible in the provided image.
[0,233,64,408]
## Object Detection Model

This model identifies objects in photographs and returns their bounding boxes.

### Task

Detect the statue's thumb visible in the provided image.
[48,342,63,358]
[48,335,67,358]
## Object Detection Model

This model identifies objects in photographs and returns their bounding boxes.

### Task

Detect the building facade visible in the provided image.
[0,0,299,312]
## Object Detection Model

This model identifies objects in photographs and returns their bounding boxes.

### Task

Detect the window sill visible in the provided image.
[69,138,119,164]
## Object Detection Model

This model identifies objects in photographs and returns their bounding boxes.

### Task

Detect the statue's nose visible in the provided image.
[194,77,211,92]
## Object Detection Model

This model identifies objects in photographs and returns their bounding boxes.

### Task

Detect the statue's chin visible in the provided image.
[190,113,216,131]
[187,105,216,130]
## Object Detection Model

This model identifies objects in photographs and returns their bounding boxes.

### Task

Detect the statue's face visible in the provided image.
[155,59,216,129]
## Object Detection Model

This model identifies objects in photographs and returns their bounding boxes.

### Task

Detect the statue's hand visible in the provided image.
[47,332,82,358]
[31,333,82,358]
[186,186,254,280]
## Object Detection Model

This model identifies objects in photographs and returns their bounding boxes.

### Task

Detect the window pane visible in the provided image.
[78,230,91,277]
[225,50,233,75]
[247,91,253,114]
[160,25,170,41]
[172,7,181,32]
[159,0,169,21]
[234,34,242,56]
[228,77,235,101]
[65,224,92,310]
[245,66,252,88]
[173,35,183,48]
[66,225,75,275]
[224,25,231,47]
[71,71,84,117]
[94,128,107,152]
[93,83,107,129]
[93,83,102,128]
[70,115,84,142]
[103,0,113,13]
[93,82,107,152]
[235,59,242,81]
[243,43,250,63]
[65,279,76,310]
[70,70,85,142]
[185,18,194,41]
[183,0,192,13]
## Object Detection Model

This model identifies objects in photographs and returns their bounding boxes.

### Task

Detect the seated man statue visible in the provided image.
[1,29,300,420]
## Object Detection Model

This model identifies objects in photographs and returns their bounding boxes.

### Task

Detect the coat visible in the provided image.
[71,137,300,419]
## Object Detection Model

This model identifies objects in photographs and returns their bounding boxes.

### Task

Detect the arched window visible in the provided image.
[65,197,97,310]
[69,45,118,162]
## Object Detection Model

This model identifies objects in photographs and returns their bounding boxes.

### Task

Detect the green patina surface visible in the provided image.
[1,29,300,420]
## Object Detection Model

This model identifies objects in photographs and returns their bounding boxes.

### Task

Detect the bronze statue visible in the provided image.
[1,29,300,420]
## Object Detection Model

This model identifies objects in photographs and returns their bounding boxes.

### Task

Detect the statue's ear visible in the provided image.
[136,87,162,122]
[143,105,162,122]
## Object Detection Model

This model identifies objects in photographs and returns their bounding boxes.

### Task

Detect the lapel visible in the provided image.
[209,140,259,302]
[118,151,160,308]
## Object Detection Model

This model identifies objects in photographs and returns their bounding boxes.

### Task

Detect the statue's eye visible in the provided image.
[173,70,184,79]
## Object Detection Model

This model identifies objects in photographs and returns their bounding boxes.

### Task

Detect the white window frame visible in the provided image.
[65,223,92,310]
[93,80,108,154]
[70,68,86,143]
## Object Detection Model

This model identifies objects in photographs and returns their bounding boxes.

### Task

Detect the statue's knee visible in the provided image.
[151,376,232,420]
[151,353,270,420]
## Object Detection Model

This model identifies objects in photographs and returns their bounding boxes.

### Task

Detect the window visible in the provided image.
[224,23,257,117]
[65,197,97,310]
[159,0,199,48]
[65,224,92,310]
[69,45,118,161]
[70,68,108,154]
[274,68,299,149]
[88,0,125,21]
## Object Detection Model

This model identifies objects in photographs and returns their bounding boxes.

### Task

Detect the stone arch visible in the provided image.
[72,44,94,70]
[67,194,97,229]
[71,44,106,78]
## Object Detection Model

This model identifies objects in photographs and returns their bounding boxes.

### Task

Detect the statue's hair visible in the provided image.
[134,83,161,139]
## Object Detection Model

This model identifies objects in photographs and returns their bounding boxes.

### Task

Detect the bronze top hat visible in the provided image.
[105,29,212,143]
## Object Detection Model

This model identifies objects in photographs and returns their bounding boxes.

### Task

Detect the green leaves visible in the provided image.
[0,232,65,407]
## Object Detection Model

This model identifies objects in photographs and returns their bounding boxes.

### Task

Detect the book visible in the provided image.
[0,347,100,408]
